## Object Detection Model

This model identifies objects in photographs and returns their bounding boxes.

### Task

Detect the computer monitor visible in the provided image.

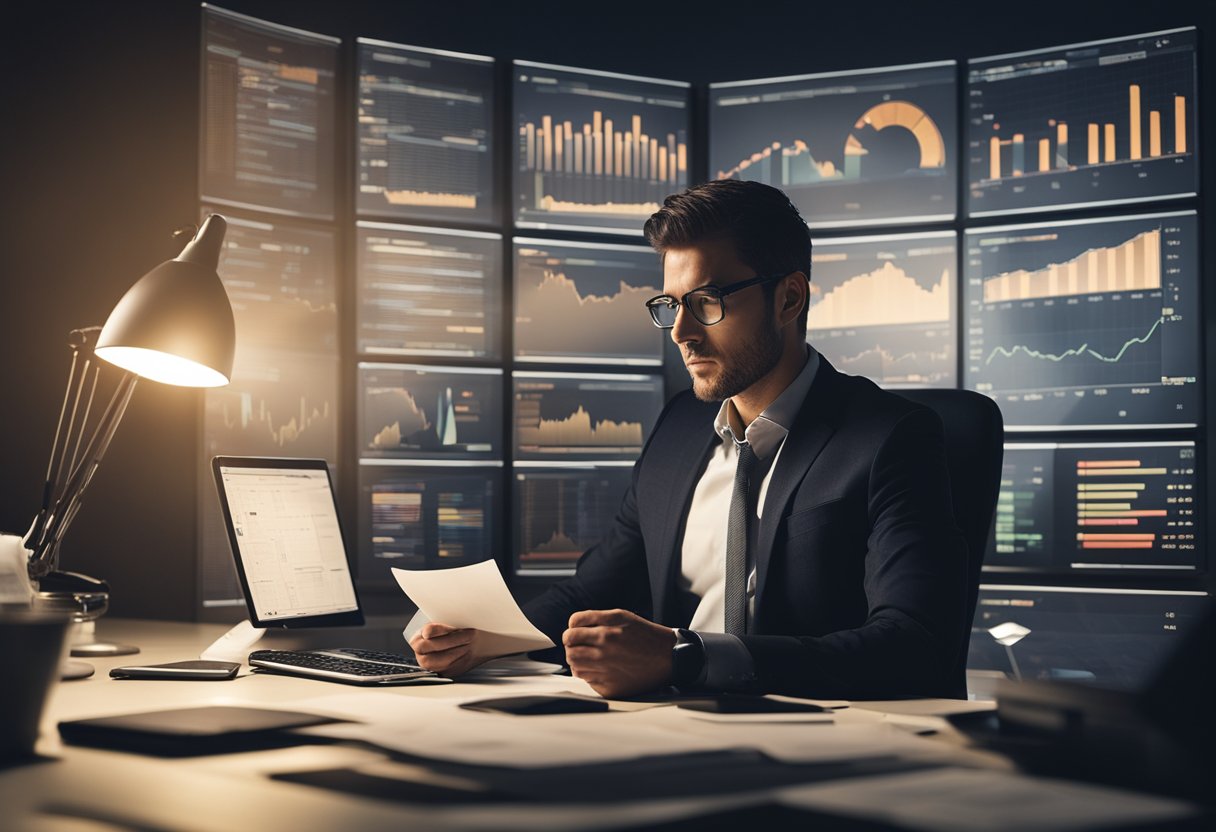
[212,456,363,628]
[201,5,339,220]
[808,231,957,387]
[966,27,1198,218]
[709,60,957,228]
[987,441,1202,575]
[963,210,1200,430]
[513,60,692,235]
[356,39,496,224]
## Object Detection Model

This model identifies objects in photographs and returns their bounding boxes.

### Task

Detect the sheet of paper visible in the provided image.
[777,767,1198,832]
[393,561,554,657]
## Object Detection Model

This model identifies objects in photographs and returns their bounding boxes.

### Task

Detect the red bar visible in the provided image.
[1077,460,1140,468]
[1077,519,1139,526]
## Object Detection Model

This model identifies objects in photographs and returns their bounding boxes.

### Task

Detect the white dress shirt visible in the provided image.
[675,345,820,688]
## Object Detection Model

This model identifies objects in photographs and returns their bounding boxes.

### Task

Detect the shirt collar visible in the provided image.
[713,344,820,461]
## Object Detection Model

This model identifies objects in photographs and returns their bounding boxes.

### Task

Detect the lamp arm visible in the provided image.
[30,372,138,575]
[26,335,89,550]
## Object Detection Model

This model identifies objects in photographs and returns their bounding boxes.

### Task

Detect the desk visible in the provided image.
[1,619,1201,832]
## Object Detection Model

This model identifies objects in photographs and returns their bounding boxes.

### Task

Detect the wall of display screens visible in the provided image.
[198,9,1205,628]
[710,61,957,228]
[967,28,1198,218]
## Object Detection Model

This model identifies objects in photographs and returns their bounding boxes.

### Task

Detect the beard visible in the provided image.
[686,320,784,402]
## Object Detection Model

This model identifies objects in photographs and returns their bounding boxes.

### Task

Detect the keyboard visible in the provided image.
[248,649,451,686]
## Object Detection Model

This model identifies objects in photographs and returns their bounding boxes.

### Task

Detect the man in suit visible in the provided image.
[411,180,968,700]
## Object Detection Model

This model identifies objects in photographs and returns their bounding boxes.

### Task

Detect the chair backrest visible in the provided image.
[896,388,1004,691]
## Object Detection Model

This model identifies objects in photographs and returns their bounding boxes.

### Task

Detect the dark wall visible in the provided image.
[1,0,1210,618]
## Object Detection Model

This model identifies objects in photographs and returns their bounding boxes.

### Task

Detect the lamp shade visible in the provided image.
[95,214,235,387]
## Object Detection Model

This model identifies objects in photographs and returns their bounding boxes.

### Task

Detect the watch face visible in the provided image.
[672,639,705,688]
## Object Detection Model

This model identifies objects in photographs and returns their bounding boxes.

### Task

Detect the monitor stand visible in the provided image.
[201,619,266,663]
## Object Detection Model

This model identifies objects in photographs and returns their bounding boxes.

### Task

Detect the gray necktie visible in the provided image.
[725,442,760,636]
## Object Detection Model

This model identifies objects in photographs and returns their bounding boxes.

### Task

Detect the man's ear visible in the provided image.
[777,272,808,327]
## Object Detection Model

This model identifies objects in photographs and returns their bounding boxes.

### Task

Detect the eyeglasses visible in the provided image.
[645,272,789,329]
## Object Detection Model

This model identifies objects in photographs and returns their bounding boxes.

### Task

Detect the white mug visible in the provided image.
[0,533,35,607]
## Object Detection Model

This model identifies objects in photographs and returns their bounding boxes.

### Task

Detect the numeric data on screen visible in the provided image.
[359,364,502,461]
[358,465,499,580]
[710,62,957,228]
[357,223,502,358]
[514,372,663,461]
[988,442,1201,574]
[514,61,691,234]
[201,6,338,219]
[809,232,957,387]
[963,212,1199,430]
[514,238,664,365]
[356,40,495,223]
[967,28,1198,217]
[514,465,633,575]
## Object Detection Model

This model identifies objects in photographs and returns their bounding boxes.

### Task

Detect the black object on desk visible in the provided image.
[676,694,828,714]
[460,694,610,715]
[59,705,344,757]
[110,660,239,680]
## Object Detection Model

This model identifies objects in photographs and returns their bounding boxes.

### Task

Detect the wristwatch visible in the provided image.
[671,628,707,691]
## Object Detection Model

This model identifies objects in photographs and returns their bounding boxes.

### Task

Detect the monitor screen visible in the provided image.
[710,61,957,228]
[963,211,1200,430]
[201,5,338,220]
[216,463,358,623]
[968,585,1208,692]
[358,464,499,581]
[356,39,496,224]
[514,238,665,366]
[514,372,664,461]
[513,61,691,235]
[357,223,502,359]
[514,463,634,576]
[967,27,1198,218]
[359,363,503,461]
[808,231,957,387]
[988,442,1201,575]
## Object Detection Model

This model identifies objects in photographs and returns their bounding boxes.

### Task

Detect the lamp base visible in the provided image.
[61,660,95,681]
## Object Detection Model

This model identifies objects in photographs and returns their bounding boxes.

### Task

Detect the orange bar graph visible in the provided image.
[990,136,1001,180]
[982,229,1161,303]
[1175,96,1186,153]
[603,119,614,176]
[1038,138,1050,172]
[1150,111,1162,156]
[1104,123,1116,162]
[1129,85,1142,160]
[1087,123,1099,164]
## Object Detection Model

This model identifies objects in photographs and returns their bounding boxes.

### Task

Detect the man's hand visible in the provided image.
[562,609,677,698]
[408,622,487,677]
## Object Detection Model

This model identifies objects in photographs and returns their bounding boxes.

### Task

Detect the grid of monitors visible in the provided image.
[514,238,665,366]
[201,5,338,220]
[513,61,691,235]
[356,39,496,224]
[808,231,957,387]
[988,441,1201,575]
[514,372,664,462]
[967,585,1209,693]
[709,61,957,229]
[358,363,503,461]
[199,210,340,606]
[514,463,633,575]
[358,463,501,582]
[356,223,502,358]
[967,28,1199,218]
[963,211,1200,430]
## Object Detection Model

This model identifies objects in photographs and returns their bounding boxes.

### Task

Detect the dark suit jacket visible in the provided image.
[524,358,969,699]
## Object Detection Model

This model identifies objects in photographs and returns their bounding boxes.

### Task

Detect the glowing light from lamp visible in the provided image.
[94,346,230,388]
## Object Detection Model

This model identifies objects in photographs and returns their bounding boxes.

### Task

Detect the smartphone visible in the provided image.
[676,694,828,714]
[110,660,240,680]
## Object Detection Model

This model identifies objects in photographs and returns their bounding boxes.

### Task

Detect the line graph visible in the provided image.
[985,316,1163,367]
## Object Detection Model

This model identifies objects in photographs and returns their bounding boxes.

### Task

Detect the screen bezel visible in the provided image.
[211,455,365,629]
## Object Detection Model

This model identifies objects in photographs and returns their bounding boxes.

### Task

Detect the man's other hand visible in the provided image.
[408,622,487,677]
[563,609,677,697]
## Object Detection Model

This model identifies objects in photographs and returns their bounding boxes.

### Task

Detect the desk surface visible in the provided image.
[1,618,1199,832]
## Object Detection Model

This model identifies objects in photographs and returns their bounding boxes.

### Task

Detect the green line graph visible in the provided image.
[985,316,1164,367]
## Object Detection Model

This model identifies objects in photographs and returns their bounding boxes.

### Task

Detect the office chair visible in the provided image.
[896,388,1004,696]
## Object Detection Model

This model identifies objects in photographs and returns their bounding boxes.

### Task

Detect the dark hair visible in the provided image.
[643,179,812,334]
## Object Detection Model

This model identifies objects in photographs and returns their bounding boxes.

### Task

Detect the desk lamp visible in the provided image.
[23,215,235,661]
[988,621,1031,682]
